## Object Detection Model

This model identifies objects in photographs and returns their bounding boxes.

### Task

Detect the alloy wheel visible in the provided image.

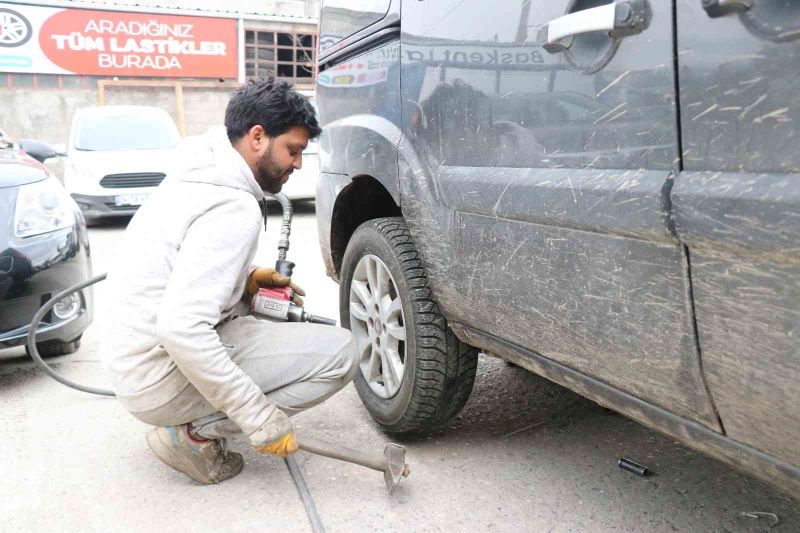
[349,254,407,398]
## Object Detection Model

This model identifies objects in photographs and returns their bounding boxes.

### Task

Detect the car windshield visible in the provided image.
[75,113,179,151]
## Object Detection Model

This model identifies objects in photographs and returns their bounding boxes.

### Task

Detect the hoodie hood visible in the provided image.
[174,127,264,201]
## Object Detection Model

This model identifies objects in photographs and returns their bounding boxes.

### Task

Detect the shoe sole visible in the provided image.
[146,428,219,484]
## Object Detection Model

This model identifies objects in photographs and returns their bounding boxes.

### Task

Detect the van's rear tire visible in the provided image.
[339,217,478,435]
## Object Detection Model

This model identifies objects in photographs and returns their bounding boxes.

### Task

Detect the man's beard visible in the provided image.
[255,144,291,193]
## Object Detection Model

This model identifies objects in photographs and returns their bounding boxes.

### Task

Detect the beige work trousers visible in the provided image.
[130,315,358,438]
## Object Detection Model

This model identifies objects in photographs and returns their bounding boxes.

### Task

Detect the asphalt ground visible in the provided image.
[1,203,798,532]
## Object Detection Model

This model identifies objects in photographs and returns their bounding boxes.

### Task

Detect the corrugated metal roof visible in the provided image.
[5,0,319,22]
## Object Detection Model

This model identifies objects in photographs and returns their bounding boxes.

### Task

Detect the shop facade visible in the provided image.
[0,0,319,143]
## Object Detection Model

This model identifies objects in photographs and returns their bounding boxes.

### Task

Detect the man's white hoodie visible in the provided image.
[102,129,277,437]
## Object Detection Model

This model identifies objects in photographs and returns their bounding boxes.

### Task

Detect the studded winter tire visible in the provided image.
[339,217,478,435]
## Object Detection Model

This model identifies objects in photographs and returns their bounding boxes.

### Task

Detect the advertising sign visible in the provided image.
[318,41,397,88]
[0,2,237,78]
[318,60,389,89]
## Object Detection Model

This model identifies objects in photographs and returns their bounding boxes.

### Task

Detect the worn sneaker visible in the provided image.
[146,424,244,484]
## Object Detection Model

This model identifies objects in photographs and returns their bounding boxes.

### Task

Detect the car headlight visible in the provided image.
[14,176,75,238]
[53,292,82,320]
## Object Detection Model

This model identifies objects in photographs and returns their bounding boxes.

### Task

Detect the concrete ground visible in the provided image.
[1,203,798,533]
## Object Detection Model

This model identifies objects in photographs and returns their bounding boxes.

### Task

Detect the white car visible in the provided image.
[64,105,180,223]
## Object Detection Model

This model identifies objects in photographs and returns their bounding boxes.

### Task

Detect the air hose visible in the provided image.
[26,272,113,396]
[25,192,325,532]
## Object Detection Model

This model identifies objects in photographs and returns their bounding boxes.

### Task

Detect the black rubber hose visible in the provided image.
[26,272,115,397]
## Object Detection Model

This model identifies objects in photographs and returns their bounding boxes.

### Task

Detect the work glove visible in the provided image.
[249,408,298,458]
[246,267,306,306]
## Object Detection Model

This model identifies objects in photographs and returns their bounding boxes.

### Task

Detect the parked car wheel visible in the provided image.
[28,336,82,358]
[340,217,478,435]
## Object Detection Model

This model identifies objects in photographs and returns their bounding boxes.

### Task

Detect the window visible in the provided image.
[245,30,317,83]
[319,0,391,52]
[37,74,60,88]
[10,73,34,88]
[62,76,83,89]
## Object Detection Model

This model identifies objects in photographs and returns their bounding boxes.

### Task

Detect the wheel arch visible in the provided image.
[330,174,402,277]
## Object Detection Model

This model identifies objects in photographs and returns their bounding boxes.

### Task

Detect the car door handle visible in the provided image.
[538,0,651,53]
[701,0,752,18]
[701,0,800,42]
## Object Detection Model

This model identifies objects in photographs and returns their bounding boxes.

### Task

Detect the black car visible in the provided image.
[0,138,92,356]
[315,0,800,497]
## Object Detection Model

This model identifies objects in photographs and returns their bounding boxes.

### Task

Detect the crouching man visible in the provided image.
[101,78,358,484]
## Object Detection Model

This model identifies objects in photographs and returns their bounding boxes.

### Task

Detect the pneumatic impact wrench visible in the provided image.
[251,193,336,326]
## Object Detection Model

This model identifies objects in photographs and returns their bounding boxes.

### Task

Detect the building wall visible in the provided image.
[2,87,94,145]
[1,82,234,145]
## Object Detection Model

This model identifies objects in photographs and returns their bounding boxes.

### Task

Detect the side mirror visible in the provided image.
[19,139,58,163]
[53,143,68,157]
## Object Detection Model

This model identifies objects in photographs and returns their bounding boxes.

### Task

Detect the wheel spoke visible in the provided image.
[387,296,402,316]
[379,348,395,392]
[366,257,379,296]
[387,347,404,381]
[349,301,369,322]
[351,253,408,399]
[384,347,404,394]
[385,321,406,342]
[376,262,387,297]
[377,263,397,315]
[357,336,371,361]
[350,279,372,309]
[366,344,381,381]
[384,296,405,341]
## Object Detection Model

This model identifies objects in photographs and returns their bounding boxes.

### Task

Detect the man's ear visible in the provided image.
[248,125,268,151]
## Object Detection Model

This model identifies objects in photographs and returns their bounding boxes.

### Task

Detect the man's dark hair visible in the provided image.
[225,77,321,142]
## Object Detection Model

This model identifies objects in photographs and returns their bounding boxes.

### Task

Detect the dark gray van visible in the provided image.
[315,0,800,497]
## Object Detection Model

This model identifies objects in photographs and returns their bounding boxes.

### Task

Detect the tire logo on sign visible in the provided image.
[0,8,33,48]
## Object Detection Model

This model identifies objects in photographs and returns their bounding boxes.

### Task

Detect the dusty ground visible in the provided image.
[1,203,798,532]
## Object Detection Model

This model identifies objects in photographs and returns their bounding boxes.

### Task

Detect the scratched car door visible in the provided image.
[672,0,800,465]
[399,0,721,429]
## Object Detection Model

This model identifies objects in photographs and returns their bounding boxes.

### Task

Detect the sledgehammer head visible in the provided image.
[383,443,410,492]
